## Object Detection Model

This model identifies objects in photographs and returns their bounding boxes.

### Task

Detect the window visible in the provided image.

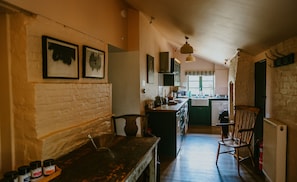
[187,75,214,97]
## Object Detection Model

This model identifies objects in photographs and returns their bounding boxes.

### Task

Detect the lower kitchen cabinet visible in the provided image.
[189,106,210,125]
[188,99,211,125]
[148,111,181,158]
[146,100,188,158]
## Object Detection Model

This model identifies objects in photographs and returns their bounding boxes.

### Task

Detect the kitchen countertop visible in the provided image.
[190,97,228,100]
[208,97,228,101]
[51,136,160,182]
[146,98,189,112]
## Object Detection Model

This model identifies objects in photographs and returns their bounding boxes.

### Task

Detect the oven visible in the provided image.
[176,111,182,154]
[180,107,186,136]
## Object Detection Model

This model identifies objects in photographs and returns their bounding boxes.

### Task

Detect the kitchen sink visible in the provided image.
[191,98,209,106]
[173,99,183,103]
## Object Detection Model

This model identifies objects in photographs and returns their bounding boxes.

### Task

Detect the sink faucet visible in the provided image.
[87,134,115,158]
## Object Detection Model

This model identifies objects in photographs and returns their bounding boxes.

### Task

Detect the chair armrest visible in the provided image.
[238,128,253,133]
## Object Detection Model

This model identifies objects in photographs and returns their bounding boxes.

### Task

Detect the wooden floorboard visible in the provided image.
[159,126,266,182]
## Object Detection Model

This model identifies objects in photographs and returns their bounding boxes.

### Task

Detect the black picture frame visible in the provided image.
[147,54,154,83]
[42,36,79,79]
[82,45,105,79]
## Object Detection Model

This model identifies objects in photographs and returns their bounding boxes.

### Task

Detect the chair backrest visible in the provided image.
[112,114,147,137]
[232,105,260,144]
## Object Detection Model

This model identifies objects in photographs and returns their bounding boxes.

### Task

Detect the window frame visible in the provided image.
[187,75,215,97]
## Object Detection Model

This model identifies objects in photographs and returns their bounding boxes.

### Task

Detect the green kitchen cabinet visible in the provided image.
[189,99,211,125]
[146,99,188,158]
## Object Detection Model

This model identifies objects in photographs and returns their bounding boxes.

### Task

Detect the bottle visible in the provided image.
[18,166,31,182]
[188,91,191,97]
[30,161,42,181]
[43,159,56,176]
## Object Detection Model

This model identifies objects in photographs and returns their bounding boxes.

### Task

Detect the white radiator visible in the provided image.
[263,118,287,182]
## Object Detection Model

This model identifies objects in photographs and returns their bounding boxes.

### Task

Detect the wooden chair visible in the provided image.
[216,105,260,175]
[112,114,149,137]
[112,114,158,181]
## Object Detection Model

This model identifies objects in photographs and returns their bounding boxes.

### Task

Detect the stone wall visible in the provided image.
[9,13,112,166]
[254,36,297,182]
[234,51,254,106]
[227,50,254,118]
[35,83,112,160]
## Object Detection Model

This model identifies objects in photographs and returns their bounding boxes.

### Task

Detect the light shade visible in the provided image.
[185,54,195,62]
[180,42,193,54]
[180,36,194,54]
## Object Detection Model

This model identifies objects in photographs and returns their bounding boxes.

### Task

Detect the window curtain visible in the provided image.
[185,70,214,75]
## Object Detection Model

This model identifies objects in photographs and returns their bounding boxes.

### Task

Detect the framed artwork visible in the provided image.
[42,36,79,79]
[147,54,154,83]
[83,45,105,79]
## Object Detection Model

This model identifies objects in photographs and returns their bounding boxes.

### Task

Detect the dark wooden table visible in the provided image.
[51,136,160,182]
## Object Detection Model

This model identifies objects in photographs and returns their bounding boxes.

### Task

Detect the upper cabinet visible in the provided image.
[159,52,171,73]
[159,52,181,86]
[171,58,181,86]
[171,58,181,74]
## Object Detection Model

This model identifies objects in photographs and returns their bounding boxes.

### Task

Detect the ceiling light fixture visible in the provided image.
[180,36,193,54]
[186,54,195,62]
[149,16,155,24]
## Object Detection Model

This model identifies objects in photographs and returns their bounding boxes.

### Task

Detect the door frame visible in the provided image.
[0,12,14,175]
[254,59,266,168]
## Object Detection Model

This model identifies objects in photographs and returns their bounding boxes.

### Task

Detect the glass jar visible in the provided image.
[30,161,42,180]
[18,165,30,182]
[3,170,18,182]
[43,159,56,176]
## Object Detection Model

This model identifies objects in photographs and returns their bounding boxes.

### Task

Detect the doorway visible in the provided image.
[254,59,266,167]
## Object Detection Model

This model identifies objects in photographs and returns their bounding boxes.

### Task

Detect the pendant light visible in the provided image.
[186,54,195,62]
[180,36,193,54]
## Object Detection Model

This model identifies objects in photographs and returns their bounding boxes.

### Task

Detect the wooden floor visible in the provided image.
[159,126,266,182]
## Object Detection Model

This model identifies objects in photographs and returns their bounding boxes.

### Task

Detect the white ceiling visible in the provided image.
[126,0,297,64]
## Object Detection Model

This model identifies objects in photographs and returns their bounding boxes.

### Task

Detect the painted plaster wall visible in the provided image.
[108,11,172,118]
[179,56,215,88]
[139,12,172,111]
[4,0,128,50]
[214,65,229,96]
[173,50,229,96]
[109,51,140,116]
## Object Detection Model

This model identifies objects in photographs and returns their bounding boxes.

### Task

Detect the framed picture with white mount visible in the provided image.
[82,45,105,79]
[42,35,79,79]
